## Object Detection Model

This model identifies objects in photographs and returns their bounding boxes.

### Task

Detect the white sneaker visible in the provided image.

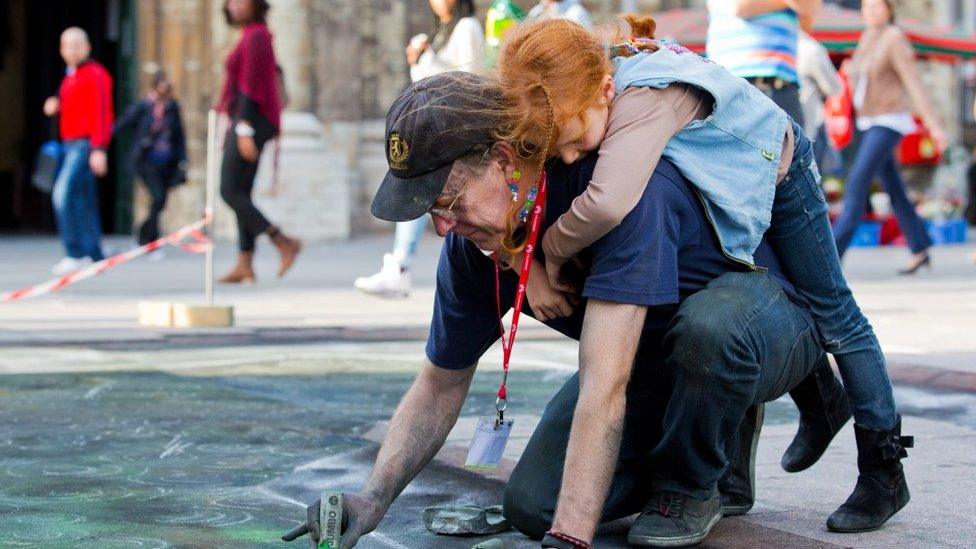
[51,256,93,276]
[354,253,411,298]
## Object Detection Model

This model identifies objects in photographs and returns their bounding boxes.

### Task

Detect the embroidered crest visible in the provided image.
[388,132,410,170]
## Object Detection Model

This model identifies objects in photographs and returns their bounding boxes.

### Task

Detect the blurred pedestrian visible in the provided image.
[523,0,593,28]
[354,0,483,298]
[797,30,843,174]
[43,27,113,275]
[216,0,301,284]
[832,0,947,274]
[707,0,823,127]
[113,71,187,251]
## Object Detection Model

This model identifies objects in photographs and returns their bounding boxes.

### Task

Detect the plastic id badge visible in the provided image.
[465,416,514,469]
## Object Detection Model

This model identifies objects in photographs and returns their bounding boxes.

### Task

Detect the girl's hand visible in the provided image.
[527,259,576,322]
[928,125,948,154]
[545,255,578,294]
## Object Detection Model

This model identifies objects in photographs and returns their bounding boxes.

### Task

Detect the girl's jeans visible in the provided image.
[768,121,898,430]
[392,217,428,269]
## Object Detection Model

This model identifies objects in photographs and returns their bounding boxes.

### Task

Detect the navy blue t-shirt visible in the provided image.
[426,155,803,370]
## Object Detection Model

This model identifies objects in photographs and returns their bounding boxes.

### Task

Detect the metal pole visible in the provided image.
[205,109,217,306]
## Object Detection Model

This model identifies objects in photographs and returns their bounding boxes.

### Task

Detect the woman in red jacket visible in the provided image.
[216,0,301,284]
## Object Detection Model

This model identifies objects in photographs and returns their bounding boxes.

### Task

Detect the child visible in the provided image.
[497,15,912,535]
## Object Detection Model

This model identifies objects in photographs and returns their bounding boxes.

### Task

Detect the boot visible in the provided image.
[218,251,256,284]
[826,416,913,533]
[781,358,853,473]
[268,226,302,278]
[719,403,763,516]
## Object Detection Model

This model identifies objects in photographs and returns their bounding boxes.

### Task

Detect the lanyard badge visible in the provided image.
[466,172,548,469]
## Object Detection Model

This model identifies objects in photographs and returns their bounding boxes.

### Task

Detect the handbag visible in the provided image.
[824,69,854,150]
[896,115,943,166]
[31,139,63,194]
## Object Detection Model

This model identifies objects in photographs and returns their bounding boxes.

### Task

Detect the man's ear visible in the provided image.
[490,141,518,179]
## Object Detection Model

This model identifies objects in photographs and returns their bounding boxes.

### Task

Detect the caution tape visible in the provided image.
[1,214,213,303]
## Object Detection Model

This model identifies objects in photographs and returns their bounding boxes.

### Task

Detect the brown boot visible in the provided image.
[268,226,302,278]
[218,251,256,284]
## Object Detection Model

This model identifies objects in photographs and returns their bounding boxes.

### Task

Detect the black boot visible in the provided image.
[781,358,853,472]
[827,416,914,533]
[719,403,763,516]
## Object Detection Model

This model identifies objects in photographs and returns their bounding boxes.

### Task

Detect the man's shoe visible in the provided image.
[782,360,853,473]
[51,256,92,276]
[628,490,722,547]
[354,253,411,298]
[719,403,763,516]
[827,416,913,533]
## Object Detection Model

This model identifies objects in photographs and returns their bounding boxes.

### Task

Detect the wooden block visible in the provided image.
[138,301,174,327]
[171,304,234,328]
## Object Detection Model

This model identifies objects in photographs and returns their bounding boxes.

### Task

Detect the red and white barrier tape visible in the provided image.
[1,214,213,303]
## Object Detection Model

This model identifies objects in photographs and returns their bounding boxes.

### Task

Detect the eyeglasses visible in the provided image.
[428,180,469,222]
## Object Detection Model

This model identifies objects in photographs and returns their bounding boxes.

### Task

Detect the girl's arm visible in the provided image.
[888,28,946,148]
[541,85,711,272]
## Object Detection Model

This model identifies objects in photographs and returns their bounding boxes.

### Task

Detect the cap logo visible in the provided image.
[388,132,410,170]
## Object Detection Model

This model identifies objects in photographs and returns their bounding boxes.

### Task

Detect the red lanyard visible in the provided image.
[492,171,548,421]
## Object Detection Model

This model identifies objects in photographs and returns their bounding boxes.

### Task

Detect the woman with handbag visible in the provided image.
[113,71,187,249]
[832,0,947,274]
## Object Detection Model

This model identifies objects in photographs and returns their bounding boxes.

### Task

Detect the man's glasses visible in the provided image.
[428,180,469,222]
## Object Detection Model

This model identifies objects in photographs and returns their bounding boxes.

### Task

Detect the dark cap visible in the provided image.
[370,71,500,222]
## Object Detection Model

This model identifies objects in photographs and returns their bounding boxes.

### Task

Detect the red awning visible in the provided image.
[652,6,976,62]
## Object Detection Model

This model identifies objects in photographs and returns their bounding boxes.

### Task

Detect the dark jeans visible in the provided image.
[769,121,897,430]
[220,115,275,252]
[833,125,932,257]
[503,272,824,539]
[52,139,104,261]
[136,164,173,245]
[748,80,804,129]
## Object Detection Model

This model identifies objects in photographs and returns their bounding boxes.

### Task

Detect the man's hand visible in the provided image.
[339,494,385,549]
[89,150,108,177]
[282,493,385,549]
[527,259,576,321]
[43,96,60,117]
[237,135,260,162]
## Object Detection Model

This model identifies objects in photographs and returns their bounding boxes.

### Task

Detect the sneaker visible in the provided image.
[628,490,722,547]
[51,256,93,276]
[353,253,410,298]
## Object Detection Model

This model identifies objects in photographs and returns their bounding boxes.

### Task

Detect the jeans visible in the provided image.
[136,164,172,245]
[503,272,824,539]
[51,139,104,261]
[767,121,897,430]
[392,217,428,269]
[833,125,932,257]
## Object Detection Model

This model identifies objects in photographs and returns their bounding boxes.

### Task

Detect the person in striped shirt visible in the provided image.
[706,0,823,128]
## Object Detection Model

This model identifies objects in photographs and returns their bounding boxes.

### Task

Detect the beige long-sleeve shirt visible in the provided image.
[542,84,794,266]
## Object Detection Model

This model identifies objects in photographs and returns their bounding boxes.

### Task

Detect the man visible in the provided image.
[43,27,114,275]
[284,72,843,548]
[706,0,823,127]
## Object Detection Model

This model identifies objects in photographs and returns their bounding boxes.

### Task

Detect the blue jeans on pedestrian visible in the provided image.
[392,217,427,269]
[767,121,897,430]
[503,272,824,538]
[833,125,932,257]
[52,139,104,261]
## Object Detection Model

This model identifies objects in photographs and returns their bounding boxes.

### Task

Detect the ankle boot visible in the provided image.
[827,416,913,533]
[781,358,853,472]
[268,226,302,278]
[218,251,256,284]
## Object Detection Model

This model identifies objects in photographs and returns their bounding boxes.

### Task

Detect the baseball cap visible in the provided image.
[370,71,501,222]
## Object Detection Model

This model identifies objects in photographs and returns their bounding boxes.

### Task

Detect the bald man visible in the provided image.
[44,27,114,275]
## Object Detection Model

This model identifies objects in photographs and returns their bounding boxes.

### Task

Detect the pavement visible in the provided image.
[1,233,975,547]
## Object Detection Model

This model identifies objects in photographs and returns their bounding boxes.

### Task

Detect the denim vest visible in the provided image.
[612,43,789,265]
